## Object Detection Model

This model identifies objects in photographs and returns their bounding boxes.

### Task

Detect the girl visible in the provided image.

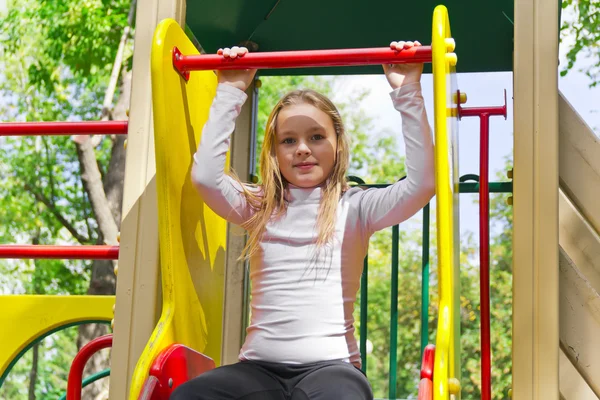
[172,41,435,400]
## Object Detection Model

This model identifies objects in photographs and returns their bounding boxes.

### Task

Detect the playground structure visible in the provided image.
[0,0,599,399]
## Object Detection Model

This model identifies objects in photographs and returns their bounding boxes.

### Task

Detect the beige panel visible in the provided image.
[557,88,600,398]
[558,248,600,397]
[559,93,600,233]
[559,191,600,292]
[559,190,600,397]
[512,0,535,392]
[559,346,597,400]
[109,1,186,399]
[221,82,256,365]
[513,0,560,397]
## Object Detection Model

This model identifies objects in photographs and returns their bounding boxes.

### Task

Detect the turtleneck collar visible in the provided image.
[286,184,323,204]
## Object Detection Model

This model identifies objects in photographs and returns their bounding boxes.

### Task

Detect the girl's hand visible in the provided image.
[216,46,257,91]
[382,41,424,90]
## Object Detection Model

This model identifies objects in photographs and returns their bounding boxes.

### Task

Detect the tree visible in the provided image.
[560,0,600,87]
[0,0,134,398]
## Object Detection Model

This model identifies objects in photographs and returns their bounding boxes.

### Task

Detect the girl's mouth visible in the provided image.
[295,162,317,170]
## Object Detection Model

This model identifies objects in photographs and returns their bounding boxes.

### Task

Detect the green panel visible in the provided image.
[186,0,516,75]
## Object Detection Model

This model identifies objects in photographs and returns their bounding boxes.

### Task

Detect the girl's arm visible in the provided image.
[359,81,435,235]
[191,83,255,225]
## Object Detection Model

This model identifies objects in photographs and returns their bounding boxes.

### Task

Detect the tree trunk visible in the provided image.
[28,233,43,400]
[77,68,132,400]
[27,342,39,400]
[72,3,134,396]
[28,343,40,400]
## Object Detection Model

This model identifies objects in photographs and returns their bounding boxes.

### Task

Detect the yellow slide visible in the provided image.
[127,19,229,399]
[557,92,600,399]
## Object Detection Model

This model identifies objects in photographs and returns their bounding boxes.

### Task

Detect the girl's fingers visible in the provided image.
[390,40,421,50]
[390,41,406,51]
[219,46,249,59]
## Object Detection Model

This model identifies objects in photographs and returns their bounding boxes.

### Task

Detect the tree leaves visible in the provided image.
[560,0,600,87]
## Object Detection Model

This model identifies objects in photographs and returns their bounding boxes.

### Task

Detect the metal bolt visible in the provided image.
[168,378,173,388]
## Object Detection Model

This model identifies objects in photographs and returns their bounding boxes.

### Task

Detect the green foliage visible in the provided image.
[0,0,132,397]
[560,0,600,87]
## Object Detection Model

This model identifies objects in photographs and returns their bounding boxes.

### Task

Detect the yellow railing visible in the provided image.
[431,5,461,400]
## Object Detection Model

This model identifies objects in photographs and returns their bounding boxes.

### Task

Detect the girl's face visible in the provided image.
[275,103,338,188]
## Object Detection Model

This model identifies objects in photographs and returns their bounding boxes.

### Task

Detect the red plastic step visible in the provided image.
[138,344,215,399]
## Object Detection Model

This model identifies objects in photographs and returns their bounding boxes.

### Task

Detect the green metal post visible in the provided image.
[421,203,431,357]
[360,253,368,373]
[389,224,399,400]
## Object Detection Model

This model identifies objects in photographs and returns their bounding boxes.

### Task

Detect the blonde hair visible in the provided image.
[232,89,350,260]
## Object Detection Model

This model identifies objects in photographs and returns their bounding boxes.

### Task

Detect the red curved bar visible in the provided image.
[67,334,113,400]
[173,45,432,73]
[0,245,119,260]
[0,121,128,136]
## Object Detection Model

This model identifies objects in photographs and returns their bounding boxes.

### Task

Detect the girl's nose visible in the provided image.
[296,142,311,156]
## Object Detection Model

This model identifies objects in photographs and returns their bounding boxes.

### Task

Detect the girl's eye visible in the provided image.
[311,134,324,140]
[282,138,295,144]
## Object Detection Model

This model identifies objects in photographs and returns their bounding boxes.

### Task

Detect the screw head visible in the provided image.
[168,378,173,388]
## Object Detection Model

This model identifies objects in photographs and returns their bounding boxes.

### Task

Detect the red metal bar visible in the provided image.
[0,245,119,260]
[173,45,432,74]
[67,334,113,400]
[456,91,507,400]
[457,89,507,118]
[0,121,128,137]
[479,113,491,400]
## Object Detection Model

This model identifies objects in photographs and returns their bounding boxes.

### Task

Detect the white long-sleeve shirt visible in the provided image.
[192,82,434,368]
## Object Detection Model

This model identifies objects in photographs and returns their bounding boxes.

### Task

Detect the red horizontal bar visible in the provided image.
[0,121,128,137]
[0,245,119,260]
[459,106,506,117]
[174,46,432,72]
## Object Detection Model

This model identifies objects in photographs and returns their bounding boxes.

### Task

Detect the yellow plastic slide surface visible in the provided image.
[129,18,228,399]
[431,5,461,400]
[0,295,113,385]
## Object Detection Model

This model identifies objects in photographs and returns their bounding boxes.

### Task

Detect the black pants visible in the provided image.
[170,359,373,400]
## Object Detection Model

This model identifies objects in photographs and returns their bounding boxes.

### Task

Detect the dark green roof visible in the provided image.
[185,1,516,75]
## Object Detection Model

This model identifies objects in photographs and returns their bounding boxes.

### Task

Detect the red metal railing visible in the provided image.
[1,120,127,259]
[0,121,128,136]
[457,90,507,400]
[172,45,433,79]
[0,245,119,260]
[67,334,113,400]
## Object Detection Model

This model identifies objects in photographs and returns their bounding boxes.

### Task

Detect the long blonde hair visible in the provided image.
[232,89,350,260]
